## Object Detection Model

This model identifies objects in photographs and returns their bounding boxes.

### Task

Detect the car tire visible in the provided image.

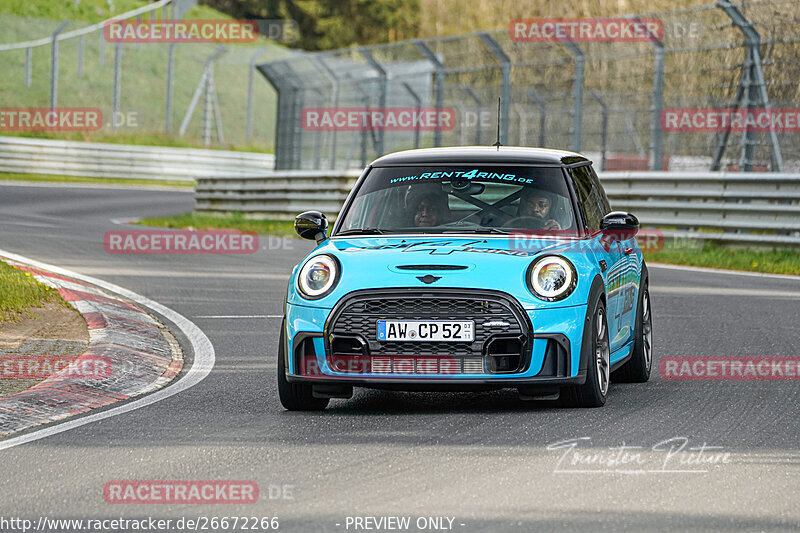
[277,319,329,411]
[612,267,652,383]
[561,297,610,408]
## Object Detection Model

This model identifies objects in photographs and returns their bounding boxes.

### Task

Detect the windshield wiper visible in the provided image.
[442,227,511,235]
[336,228,390,236]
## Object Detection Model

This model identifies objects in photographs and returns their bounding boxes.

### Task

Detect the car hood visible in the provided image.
[287,235,602,310]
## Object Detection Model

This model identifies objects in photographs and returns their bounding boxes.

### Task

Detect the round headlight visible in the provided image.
[297,254,340,299]
[527,256,577,301]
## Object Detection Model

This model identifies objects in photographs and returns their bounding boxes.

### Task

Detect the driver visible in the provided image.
[518,189,562,230]
[406,188,448,227]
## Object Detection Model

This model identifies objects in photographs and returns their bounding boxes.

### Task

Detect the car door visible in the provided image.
[569,165,628,353]
[589,165,638,346]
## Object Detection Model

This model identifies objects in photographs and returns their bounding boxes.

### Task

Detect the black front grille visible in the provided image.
[325,289,531,362]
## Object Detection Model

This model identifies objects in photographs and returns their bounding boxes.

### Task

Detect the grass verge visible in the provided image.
[0,261,65,322]
[136,212,297,237]
[0,172,193,188]
[1,131,275,154]
[645,242,800,276]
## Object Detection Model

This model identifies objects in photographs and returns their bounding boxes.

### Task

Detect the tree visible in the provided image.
[199,0,420,50]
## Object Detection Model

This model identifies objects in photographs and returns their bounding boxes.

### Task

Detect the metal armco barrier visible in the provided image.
[0,137,275,182]
[195,170,800,244]
[195,170,362,218]
[602,171,800,245]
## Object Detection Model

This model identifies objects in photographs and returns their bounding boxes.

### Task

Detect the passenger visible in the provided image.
[518,189,562,230]
[406,189,448,227]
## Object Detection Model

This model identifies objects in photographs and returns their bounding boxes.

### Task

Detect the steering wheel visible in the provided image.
[501,216,548,230]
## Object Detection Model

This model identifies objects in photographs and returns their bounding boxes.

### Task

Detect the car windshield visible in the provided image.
[336,166,578,235]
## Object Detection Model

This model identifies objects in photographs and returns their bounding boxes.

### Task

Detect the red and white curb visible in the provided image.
[0,250,215,451]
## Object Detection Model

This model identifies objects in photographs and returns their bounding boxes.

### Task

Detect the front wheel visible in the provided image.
[561,298,610,407]
[277,319,329,411]
[613,272,653,383]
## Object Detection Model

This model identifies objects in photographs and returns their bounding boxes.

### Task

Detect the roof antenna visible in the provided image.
[493,97,502,150]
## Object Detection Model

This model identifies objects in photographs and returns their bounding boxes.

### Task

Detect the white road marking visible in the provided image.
[0,181,190,192]
[650,285,800,298]
[69,266,289,280]
[0,249,215,452]
[649,262,800,281]
[109,217,140,225]
[0,220,58,228]
[195,315,282,319]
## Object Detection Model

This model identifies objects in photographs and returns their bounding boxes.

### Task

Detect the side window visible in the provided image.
[570,165,609,230]
[589,166,612,214]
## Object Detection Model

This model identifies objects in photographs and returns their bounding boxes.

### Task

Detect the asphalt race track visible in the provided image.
[1,183,799,532]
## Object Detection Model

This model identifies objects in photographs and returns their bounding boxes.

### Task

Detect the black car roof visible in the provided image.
[370,146,589,167]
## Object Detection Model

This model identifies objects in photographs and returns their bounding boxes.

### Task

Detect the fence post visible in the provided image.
[311,87,326,169]
[289,85,306,169]
[456,103,470,145]
[344,75,372,168]
[562,41,584,152]
[246,46,272,142]
[203,47,227,146]
[478,32,510,145]
[50,22,69,109]
[257,62,290,169]
[112,42,122,129]
[77,35,84,77]
[359,47,387,158]
[179,46,226,142]
[465,87,483,144]
[527,88,547,146]
[647,30,665,170]
[589,91,608,171]
[99,30,105,66]
[713,0,783,172]
[413,39,445,147]
[403,82,422,148]
[315,54,341,168]
[513,103,528,145]
[25,48,32,87]
[165,42,176,133]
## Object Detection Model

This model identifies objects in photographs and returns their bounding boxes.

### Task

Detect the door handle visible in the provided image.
[623,247,634,255]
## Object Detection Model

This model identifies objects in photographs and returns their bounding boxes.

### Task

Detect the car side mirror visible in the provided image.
[295,211,328,244]
[600,212,639,244]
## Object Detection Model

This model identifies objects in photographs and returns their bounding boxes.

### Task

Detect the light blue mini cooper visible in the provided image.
[278,147,653,410]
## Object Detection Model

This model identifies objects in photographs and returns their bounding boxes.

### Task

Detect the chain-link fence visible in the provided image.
[259,0,800,172]
[0,0,290,149]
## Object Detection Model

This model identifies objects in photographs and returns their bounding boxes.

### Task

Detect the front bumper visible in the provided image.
[284,289,588,388]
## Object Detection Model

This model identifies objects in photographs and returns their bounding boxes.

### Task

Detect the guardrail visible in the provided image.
[195,169,800,245]
[0,137,275,182]
[603,171,800,245]
[195,170,362,215]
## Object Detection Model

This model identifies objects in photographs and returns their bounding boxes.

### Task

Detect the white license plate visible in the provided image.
[376,320,474,342]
